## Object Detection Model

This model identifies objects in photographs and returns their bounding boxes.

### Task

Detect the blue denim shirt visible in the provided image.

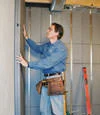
[26,38,67,74]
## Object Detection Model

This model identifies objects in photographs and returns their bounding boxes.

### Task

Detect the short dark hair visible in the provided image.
[52,22,64,40]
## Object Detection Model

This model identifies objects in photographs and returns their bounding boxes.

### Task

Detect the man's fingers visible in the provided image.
[20,53,22,57]
[16,60,21,63]
[16,56,22,59]
[16,55,28,67]
[16,57,21,63]
[16,55,23,63]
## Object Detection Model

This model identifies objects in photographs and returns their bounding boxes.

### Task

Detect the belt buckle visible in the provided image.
[47,73,50,76]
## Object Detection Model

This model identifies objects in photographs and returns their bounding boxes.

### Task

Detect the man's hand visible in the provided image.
[16,54,28,67]
[23,24,28,39]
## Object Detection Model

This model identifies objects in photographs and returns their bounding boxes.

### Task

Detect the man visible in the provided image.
[17,23,67,115]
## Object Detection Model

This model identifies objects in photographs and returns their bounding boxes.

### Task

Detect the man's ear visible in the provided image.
[56,32,59,38]
[56,32,59,36]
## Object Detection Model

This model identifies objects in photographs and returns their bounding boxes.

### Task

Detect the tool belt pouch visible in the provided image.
[36,80,42,94]
[48,78,64,96]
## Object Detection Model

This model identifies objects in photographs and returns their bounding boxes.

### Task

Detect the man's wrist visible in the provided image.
[25,35,28,39]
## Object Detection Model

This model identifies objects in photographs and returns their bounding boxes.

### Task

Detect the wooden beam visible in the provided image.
[66,0,92,7]
[93,0,100,7]
[25,0,100,7]
[66,0,100,7]
[25,0,52,3]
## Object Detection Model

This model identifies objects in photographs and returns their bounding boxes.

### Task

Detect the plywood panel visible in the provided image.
[41,8,50,42]
[92,65,100,104]
[72,11,82,44]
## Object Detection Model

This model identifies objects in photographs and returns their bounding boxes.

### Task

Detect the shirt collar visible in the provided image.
[49,40,60,46]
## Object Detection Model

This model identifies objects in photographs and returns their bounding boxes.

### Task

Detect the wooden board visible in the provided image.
[25,0,51,3]
[25,0,100,7]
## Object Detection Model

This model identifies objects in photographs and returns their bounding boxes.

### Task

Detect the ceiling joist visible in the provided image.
[25,0,51,3]
[25,0,100,8]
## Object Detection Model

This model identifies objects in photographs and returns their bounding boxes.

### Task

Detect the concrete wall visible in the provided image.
[0,1,14,115]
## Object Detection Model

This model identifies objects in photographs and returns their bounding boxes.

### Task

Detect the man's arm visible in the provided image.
[28,48,67,70]
[17,47,67,70]
[23,25,44,54]
[26,39,44,54]
[23,25,29,40]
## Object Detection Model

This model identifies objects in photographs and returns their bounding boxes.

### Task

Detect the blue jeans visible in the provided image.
[40,83,64,115]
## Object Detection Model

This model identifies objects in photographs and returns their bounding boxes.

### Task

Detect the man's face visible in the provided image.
[46,25,58,39]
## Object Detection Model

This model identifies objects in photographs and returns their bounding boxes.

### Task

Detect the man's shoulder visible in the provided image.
[58,40,67,49]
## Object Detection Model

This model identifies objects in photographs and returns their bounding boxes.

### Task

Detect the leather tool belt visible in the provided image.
[44,72,61,77]
[36,77,65,96]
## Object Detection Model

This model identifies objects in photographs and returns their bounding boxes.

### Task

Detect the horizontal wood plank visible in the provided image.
[25,0,100,7]
[25,0,51,3]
